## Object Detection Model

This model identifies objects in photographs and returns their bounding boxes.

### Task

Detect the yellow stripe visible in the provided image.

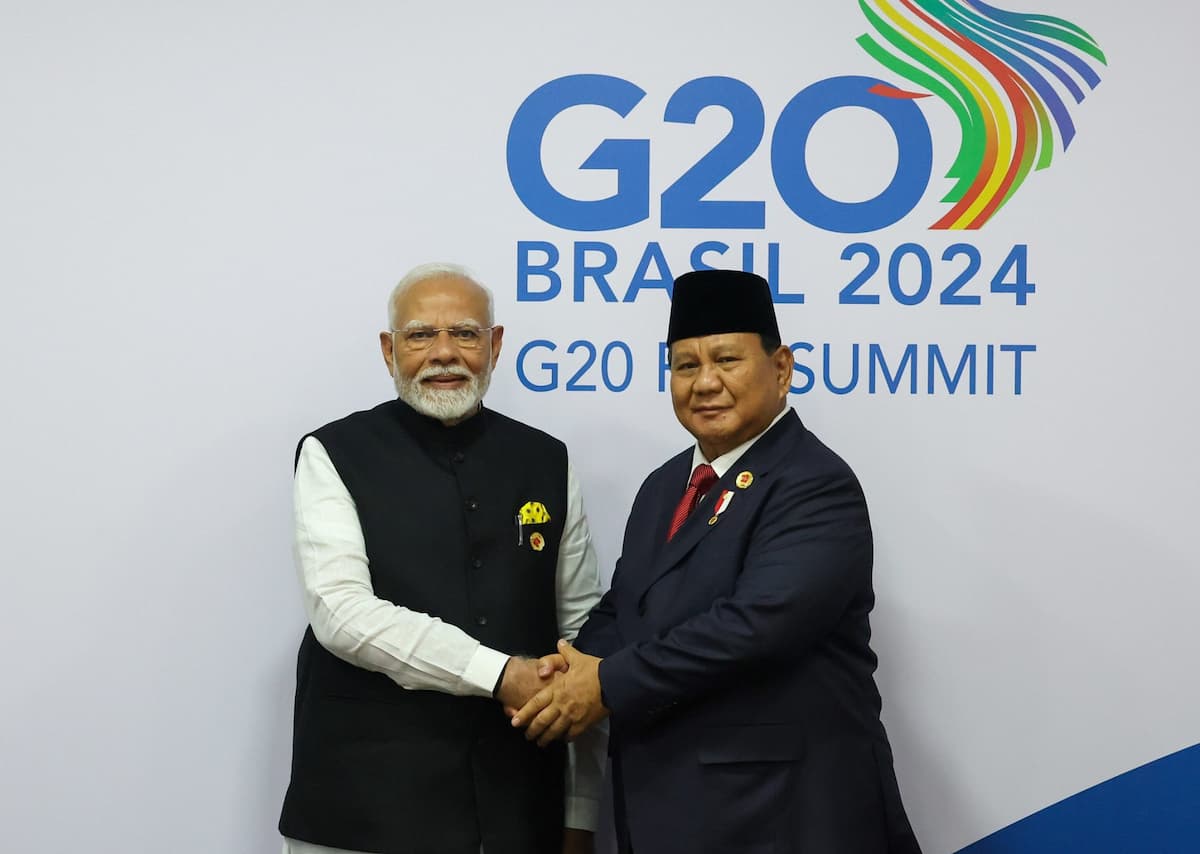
[872,0,1013,227]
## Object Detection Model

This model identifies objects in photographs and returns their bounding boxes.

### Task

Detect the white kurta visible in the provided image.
[283,435,607,853]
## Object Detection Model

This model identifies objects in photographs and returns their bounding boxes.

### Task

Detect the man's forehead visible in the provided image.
[670,331,760,354]
[396,276,488,319]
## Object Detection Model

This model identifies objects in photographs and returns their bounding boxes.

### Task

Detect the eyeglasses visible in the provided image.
[392,326,495,351]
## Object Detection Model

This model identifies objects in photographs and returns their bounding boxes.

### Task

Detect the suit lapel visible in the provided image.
[633,411,806,604]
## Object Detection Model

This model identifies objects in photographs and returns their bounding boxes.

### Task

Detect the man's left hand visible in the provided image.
[511,639,608,746]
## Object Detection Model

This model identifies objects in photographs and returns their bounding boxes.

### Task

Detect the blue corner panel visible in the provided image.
[956,743,1200,853]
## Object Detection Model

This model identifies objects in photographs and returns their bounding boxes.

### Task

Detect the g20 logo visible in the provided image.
[507,74,932,235]
[506,3,1105,234]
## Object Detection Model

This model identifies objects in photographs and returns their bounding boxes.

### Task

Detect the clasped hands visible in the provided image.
[495,639,608,747]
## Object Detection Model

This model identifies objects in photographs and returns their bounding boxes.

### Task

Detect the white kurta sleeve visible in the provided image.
[293,435,508,697]
[555,459,608,832]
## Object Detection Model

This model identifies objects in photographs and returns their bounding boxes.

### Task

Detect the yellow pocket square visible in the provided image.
[518,501,551,524]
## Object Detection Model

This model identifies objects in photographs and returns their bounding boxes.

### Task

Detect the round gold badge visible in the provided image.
[735,471,754,489]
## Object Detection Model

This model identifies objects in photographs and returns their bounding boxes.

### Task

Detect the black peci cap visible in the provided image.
[666,269,781,346]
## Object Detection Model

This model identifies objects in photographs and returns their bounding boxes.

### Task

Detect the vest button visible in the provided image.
[452,451,465,464]
[466,498,479,511]
[472,558,483,569]
[475,615,488,626]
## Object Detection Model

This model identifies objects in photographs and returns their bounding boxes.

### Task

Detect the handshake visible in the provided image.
[496,640,609,747]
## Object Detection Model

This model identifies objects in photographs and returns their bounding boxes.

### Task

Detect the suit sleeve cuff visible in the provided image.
[596,651,632,718]
[461,644,509,698]
[564,796,600,832]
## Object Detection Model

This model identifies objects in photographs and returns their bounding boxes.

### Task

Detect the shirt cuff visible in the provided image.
[460,644,510,698]
[564,796,600,832]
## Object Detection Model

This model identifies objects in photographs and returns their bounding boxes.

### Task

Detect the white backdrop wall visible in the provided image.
[3,2,1197,852]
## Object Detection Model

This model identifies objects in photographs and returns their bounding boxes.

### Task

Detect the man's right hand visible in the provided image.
[495,655,567,712]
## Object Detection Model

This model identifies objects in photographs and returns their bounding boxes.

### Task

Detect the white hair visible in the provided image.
[387,262,495,329]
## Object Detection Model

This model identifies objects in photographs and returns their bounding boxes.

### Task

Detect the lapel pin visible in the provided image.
[529,532,546,552]
[735,471,754,489]
[707,490,734,526]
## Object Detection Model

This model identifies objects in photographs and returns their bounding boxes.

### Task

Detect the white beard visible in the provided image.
[394,363,491,423]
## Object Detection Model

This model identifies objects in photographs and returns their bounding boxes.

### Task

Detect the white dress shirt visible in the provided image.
[284,434,606,854]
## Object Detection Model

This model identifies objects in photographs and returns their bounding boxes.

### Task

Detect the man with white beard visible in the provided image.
[279,263,604,854]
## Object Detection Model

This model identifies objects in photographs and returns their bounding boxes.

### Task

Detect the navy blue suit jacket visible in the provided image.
[576,411,920,854]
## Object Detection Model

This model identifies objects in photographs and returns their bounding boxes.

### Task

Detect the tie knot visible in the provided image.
[689,463,717,494]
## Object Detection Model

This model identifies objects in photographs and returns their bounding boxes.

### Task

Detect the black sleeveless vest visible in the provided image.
[279,400,568,854]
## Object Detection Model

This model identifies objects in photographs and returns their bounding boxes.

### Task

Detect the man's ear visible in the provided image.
[773,344,794,395]
[380,331,395,376]
[489,325,505,368]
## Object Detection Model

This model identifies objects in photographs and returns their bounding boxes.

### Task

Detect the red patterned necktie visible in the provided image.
[666,464,718,541]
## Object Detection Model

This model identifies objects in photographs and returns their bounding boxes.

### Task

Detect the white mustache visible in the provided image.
[418,366,472,382]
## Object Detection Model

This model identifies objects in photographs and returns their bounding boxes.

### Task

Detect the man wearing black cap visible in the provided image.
[512,269,921,853]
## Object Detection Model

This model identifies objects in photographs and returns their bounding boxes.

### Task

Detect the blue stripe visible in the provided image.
[956,742,1200,853]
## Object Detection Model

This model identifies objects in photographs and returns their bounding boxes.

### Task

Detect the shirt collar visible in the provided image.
[689,406,791,480]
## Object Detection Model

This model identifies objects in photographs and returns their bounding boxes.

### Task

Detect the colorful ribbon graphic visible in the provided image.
[857,0,1106,229]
